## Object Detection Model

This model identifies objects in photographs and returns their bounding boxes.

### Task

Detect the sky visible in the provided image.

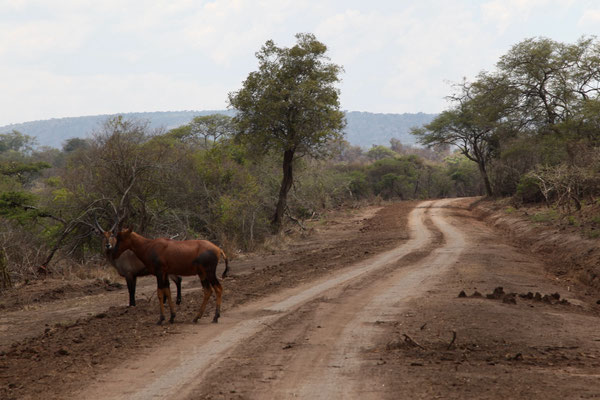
[1,0,599,127]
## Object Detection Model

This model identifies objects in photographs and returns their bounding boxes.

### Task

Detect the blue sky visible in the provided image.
[1,0,599,126]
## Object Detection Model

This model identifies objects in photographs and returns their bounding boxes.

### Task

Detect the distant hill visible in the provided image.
[0,110,436,149]
[344,111,436,148]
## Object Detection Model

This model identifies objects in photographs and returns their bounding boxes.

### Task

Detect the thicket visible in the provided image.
[0,33,486,288]
[414,36,600,210]
[0,120,480,287]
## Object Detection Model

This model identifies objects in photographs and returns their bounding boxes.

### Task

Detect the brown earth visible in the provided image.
[0,202,414,399]
[1,198,600,399]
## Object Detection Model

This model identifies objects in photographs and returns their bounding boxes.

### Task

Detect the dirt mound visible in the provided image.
[459,286,569,306]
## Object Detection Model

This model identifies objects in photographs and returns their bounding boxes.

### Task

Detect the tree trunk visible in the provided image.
[478,161,493,197]
[0,249,11,289]
[272,149,295,231]
[470,143,493,197]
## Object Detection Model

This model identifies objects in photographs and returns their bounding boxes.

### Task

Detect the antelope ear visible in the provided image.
[124,228,132,234]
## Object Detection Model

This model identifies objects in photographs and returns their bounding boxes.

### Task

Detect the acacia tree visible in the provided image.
[228,33,345,230]
[497,37,600,131]
[168,114,234,148]
[413,74,518,196]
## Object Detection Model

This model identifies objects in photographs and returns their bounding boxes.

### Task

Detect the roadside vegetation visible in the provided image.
[3,35,599,289]
[0,116,477,287]
[415,36,600,237]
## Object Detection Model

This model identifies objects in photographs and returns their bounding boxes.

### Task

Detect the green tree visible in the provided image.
[444,154,482,197]
[367,156,420,199]
[497,37,600,130]
[413,75,517,196]
[0,130,36,155]
[62,137,90,153]
[169,114,234,148]
[367,145,396,161]
[228,33,345,230]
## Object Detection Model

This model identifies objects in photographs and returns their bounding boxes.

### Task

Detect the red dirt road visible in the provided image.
[2,198,600,399]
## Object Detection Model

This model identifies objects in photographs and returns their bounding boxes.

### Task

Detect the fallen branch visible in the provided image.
[285,207,306,231]
[403,333,426,350]
[447,330,457,350]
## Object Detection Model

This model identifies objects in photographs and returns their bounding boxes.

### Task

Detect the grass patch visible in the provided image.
[586,230,600,239]
[530,209,560,223]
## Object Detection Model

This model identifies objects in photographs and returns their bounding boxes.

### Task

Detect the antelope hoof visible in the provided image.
[176,298,181,305]
[212,317,219,324]
[169,314,176,324]
[157,315,165,325]
[193,317,199,324]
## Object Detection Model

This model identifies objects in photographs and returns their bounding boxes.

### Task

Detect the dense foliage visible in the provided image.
[0,34,485,287]
[414,36,600,208]
[0,118,477,286]
[229,33,346,229]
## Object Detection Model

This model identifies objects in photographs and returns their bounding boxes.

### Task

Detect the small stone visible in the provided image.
[56,348,69,356]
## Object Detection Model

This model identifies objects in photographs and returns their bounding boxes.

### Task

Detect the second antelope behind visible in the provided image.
[112,229,229,325]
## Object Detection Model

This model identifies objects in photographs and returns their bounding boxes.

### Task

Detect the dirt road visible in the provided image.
[3,198,600,399]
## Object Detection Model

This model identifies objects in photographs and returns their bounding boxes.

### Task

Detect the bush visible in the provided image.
[515,175,543,203]
[348,170,371,199]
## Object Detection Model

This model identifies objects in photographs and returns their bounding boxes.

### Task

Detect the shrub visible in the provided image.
[516,175,543,203]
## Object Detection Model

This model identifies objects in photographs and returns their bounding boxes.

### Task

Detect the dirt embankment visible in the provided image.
[471,198,600,298]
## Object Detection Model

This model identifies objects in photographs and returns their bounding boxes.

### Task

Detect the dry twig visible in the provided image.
[403,333,426,350]
[447,330,457,350]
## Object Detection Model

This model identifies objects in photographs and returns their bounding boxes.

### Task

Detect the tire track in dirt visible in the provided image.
[287,199,464,399]
[73,201,439,400]
[189,199,463,399]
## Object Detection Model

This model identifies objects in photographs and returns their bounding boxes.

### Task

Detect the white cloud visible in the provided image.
[579,8,600,27]
[0,0,596,125]
[0,67,230,124]
[316,4,494,113]
[179,0,311,67]
[481,0,575,33]
[0,22,90,59]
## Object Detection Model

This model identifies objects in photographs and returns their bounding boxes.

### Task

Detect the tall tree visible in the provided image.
[228,33,345,230]
[497,37,600,130]
[413,75,517,196]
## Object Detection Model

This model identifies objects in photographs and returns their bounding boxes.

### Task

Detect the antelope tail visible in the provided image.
[221,249,230,278]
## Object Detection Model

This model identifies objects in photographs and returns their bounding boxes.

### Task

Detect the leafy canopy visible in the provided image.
[228,33,346,157]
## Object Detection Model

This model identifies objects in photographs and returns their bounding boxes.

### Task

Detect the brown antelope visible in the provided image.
[112,229,229,325]
[101,230,182,307]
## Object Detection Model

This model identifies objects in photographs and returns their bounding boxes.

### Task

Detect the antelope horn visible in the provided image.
[94,215,106,234]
